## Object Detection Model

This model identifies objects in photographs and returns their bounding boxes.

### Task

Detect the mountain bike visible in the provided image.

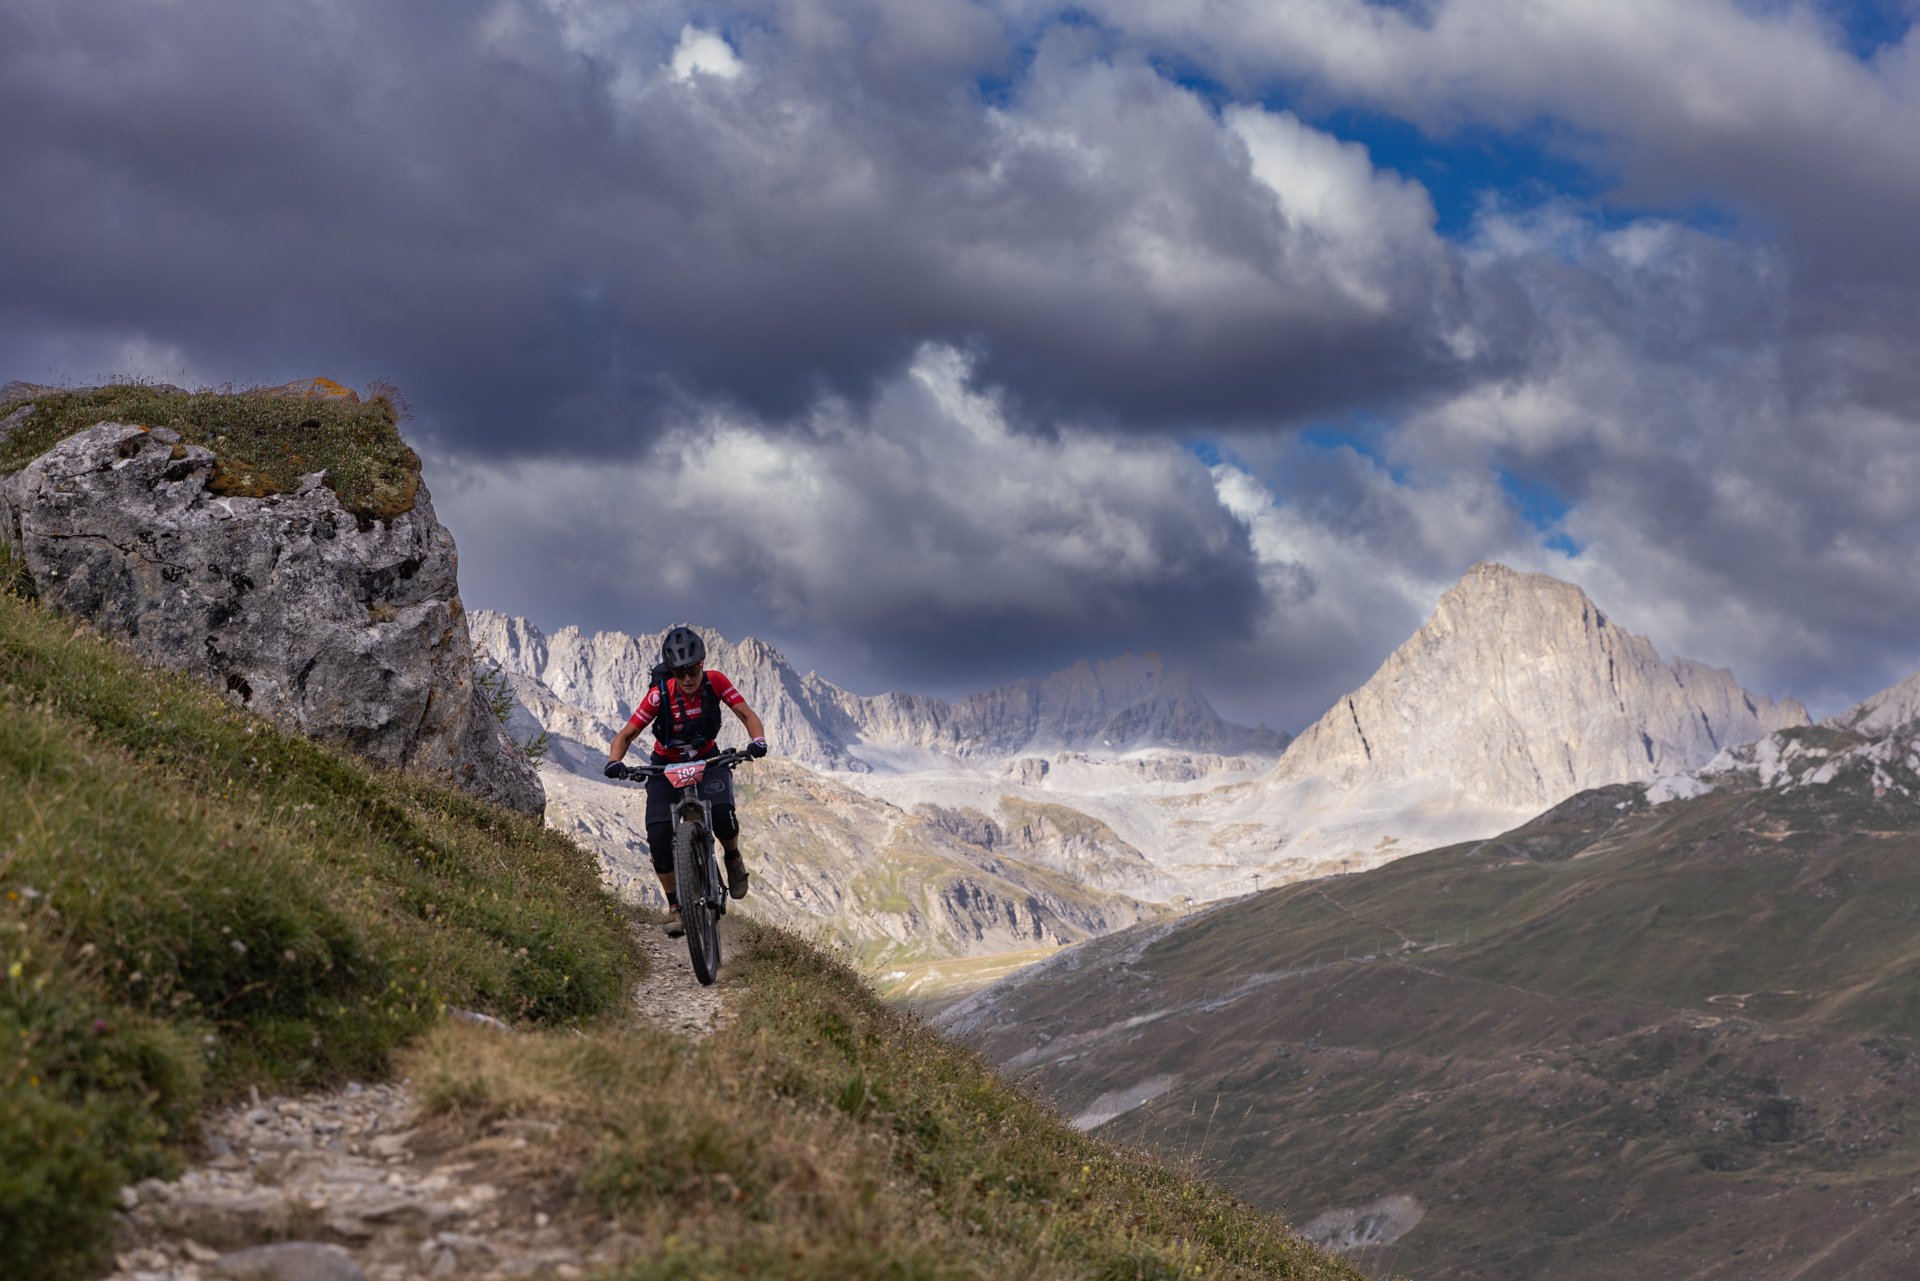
[616,746,755,986]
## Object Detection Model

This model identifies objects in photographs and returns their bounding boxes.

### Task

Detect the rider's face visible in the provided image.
[673,664,702,693]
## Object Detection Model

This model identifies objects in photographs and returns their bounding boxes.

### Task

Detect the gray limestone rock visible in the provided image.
[209,1242,367,1281]
[0,421,542,815]
[1827,669,1920,738]
[1204,561,1814,879]
[1272,561,1810,810]
[1,379,67,406]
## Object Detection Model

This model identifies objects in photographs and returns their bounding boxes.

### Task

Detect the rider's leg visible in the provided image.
[714,804,749,899]
[647,819,676,899]
[645,773,685,933]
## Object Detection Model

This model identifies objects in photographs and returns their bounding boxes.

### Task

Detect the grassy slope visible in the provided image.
[0,582,1363,1281]
[0,578,640,1278]
[963,769,1920,1279]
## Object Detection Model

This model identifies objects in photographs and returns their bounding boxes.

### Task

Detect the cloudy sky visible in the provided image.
[5,0,1919,731]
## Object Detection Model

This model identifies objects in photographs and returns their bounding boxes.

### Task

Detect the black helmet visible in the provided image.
[661,625,706,669]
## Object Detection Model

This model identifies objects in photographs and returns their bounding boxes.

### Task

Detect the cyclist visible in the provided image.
[604,626,768,936]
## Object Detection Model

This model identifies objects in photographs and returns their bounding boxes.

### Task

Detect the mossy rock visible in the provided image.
[0,382,421,524]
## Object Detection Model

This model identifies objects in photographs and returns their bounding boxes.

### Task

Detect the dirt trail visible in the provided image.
[626,917,739,1038]
[100,921,738,1281]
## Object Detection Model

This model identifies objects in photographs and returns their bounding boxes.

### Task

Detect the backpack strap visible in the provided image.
[649,662,678,747]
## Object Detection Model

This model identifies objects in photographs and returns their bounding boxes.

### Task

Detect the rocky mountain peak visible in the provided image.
[1272,561,1808,812]
[1826,669,1920,738]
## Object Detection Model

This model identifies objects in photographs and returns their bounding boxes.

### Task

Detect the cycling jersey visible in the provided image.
[627,670,746,762]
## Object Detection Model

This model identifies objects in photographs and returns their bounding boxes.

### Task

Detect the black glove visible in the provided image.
[603,760,630,780]
[748,738,768,759]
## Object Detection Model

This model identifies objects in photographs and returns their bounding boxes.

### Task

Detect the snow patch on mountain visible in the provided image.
[1647,727,1920,804]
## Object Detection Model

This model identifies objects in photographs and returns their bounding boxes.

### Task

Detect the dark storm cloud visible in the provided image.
[13,0,1920,734]
[0,0,1493,456]
[430,348,1267,700]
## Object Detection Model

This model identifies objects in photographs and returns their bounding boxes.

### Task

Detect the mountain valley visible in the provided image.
[936,715,1920,1278]
[476,563,1807,1002]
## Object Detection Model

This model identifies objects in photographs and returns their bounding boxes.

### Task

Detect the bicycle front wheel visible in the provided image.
[673,821,720,986]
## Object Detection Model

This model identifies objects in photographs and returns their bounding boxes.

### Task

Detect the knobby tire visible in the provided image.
[673,820,720,986]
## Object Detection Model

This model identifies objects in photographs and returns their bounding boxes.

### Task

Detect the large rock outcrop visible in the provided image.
[0,419,543,815]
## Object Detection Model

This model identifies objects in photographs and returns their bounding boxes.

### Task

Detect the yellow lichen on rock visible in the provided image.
[266,377,360,402]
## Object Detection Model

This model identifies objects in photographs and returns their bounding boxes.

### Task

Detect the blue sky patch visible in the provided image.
[1498,467,1584,555]
[1817,0,1914,59]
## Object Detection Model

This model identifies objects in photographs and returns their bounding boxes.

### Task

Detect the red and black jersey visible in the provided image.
[627,670,746,762]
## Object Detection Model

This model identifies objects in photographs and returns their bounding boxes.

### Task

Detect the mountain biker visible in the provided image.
[603,626,768,937]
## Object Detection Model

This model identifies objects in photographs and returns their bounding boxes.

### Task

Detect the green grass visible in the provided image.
[0,382,420,524]
[0,587,643,1280]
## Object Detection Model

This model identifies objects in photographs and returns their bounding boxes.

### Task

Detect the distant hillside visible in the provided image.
[537,757,1171,973]
[0,581,1360,1281]
[942,714,1920,1278]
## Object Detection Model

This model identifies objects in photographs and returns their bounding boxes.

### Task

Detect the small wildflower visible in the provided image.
[6,961,21,980]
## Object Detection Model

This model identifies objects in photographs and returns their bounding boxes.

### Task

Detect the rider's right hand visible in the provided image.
[603,760,630,780]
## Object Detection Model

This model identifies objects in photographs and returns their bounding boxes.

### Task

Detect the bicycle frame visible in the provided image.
[618,746,754,986]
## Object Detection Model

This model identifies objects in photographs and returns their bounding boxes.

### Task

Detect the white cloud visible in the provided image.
[1226,105,1441,314]
[670,25,743,81]
[1064,0,1920,266]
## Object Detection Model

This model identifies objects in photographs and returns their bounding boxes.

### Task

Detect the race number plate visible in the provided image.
[665,761,707,788]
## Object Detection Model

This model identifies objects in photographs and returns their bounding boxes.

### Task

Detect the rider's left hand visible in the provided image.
[748,738,768,758]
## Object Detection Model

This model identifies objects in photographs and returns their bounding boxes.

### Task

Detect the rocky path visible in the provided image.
[626,920,737,1038]
[101,923,738,1281]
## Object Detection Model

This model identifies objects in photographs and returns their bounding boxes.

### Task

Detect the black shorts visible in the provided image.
[643,758,736,830]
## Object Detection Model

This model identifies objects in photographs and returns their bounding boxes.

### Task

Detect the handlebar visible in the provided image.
[610,746,758,781]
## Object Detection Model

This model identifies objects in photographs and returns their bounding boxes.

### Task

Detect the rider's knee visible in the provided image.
[711,804,739,843]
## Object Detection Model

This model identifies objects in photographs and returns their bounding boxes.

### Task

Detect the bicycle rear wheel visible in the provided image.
[673,821,720,985]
